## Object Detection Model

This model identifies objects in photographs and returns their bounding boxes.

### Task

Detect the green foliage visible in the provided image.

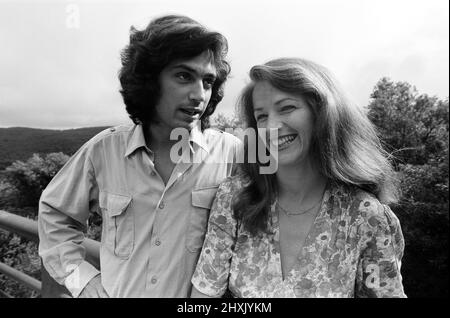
[393,202,449,298]
[212,113,243,131]
[0,230,41,298]
[368,78,449,166]
[395,159,449,297]
[0,173,21,207]
[0,206,40,298]
[87,212,103,242]
[3,152,70,207]
[399,160,449,204]
[0,128,106,298]
[368,77,449,298]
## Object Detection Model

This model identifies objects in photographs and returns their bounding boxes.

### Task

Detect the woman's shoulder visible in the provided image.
[207,175,246,233]
[332,183,405,263]
[329,182,401,230]
[217,172,251,195]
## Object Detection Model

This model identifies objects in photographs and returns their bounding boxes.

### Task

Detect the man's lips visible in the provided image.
[179,107,203,116]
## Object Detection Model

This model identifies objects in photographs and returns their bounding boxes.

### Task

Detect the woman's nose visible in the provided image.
[266,113,283,130]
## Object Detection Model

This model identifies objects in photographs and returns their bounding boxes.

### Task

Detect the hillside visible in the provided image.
[0,126,109,170]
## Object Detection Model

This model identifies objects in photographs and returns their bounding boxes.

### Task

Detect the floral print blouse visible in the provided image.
[191,175,406,298]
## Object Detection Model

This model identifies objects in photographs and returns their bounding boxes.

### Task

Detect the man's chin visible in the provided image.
[178,119,200,131]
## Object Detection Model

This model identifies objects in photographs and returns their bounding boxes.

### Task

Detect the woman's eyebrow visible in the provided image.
[275,98,298,105]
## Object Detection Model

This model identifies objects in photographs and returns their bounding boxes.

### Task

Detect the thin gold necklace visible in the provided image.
[277,198,322,216]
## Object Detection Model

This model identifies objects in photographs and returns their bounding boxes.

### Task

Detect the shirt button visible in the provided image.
[151,277,157,284]
[159,201,165,209]
[155,239,161,246]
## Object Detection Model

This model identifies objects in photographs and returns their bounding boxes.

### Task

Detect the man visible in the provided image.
[38,15,241,298]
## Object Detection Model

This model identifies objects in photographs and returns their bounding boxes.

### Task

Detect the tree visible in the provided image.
[368,77,449,297]
[368,77,449,165]
[212,113,242,131]
[3,152,70,207]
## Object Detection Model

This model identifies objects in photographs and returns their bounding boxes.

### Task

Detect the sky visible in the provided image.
[0,0,448,129]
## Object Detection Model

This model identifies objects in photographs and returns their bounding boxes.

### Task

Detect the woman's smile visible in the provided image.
[271,134,299,150]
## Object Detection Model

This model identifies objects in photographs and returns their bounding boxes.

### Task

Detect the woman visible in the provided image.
[191,58,406,298]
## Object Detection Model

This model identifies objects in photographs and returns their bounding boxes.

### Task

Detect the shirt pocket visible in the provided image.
[186,185,219,253]
[99,191,134,259]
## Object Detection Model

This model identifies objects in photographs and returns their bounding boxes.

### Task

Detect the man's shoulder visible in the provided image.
[84,124,133,146]
[75,124,134,158]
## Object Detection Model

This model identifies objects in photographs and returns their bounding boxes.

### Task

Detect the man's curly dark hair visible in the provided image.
[118,15,231,130]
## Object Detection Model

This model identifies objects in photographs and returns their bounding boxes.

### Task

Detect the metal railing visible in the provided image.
[0,209,100,298]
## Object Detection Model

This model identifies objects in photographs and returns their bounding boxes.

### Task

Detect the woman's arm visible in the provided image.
[191,286,218,298]
[190,177,239,298]
[355,202,406,298]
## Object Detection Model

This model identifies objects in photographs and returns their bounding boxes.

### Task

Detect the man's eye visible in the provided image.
[203,78,215,89]
[176,72,192,81]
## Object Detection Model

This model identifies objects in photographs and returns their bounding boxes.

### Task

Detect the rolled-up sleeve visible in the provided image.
[191,178,238,297]
[355,202,406,298]
[38,144,100,297]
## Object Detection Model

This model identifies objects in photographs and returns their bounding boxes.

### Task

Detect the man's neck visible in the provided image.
[275,159,327,203]
[144,123,178,151]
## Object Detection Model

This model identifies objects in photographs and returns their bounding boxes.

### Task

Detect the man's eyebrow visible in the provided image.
[172,64,216,78]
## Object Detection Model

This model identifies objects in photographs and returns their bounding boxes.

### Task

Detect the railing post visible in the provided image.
[0,210,101,298]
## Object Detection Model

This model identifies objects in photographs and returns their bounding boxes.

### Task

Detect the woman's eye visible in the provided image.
[256,114,267,122]
[281,105,296,112]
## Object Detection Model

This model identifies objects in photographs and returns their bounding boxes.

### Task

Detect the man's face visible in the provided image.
[154,50,217,132]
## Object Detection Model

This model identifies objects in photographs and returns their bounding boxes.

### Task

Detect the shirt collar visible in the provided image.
[125,124,148,157]
[125,122,209,157]
[189,122,210,154]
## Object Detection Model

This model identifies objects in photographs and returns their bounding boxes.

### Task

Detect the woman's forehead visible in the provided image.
[252,81,305,110]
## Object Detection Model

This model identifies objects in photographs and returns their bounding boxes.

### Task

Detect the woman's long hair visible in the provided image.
[233,58,399,236]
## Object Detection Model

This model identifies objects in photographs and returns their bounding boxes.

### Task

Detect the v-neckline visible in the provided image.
[271,186,330,282]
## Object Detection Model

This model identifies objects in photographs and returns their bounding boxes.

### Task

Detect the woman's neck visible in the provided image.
[276,159,327,204]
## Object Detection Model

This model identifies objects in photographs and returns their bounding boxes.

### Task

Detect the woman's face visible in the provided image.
[252,81,315,168]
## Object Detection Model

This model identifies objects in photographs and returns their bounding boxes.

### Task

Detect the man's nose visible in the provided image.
[189,81,206,103]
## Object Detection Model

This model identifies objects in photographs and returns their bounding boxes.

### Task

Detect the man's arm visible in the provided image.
[38,144,104,297]
[76,274,109,298]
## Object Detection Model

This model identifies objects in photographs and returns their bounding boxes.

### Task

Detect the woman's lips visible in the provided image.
[270,134,298,149]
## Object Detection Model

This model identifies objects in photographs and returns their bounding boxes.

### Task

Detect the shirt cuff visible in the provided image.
[191,275,226,298]
[64,261,100,298]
